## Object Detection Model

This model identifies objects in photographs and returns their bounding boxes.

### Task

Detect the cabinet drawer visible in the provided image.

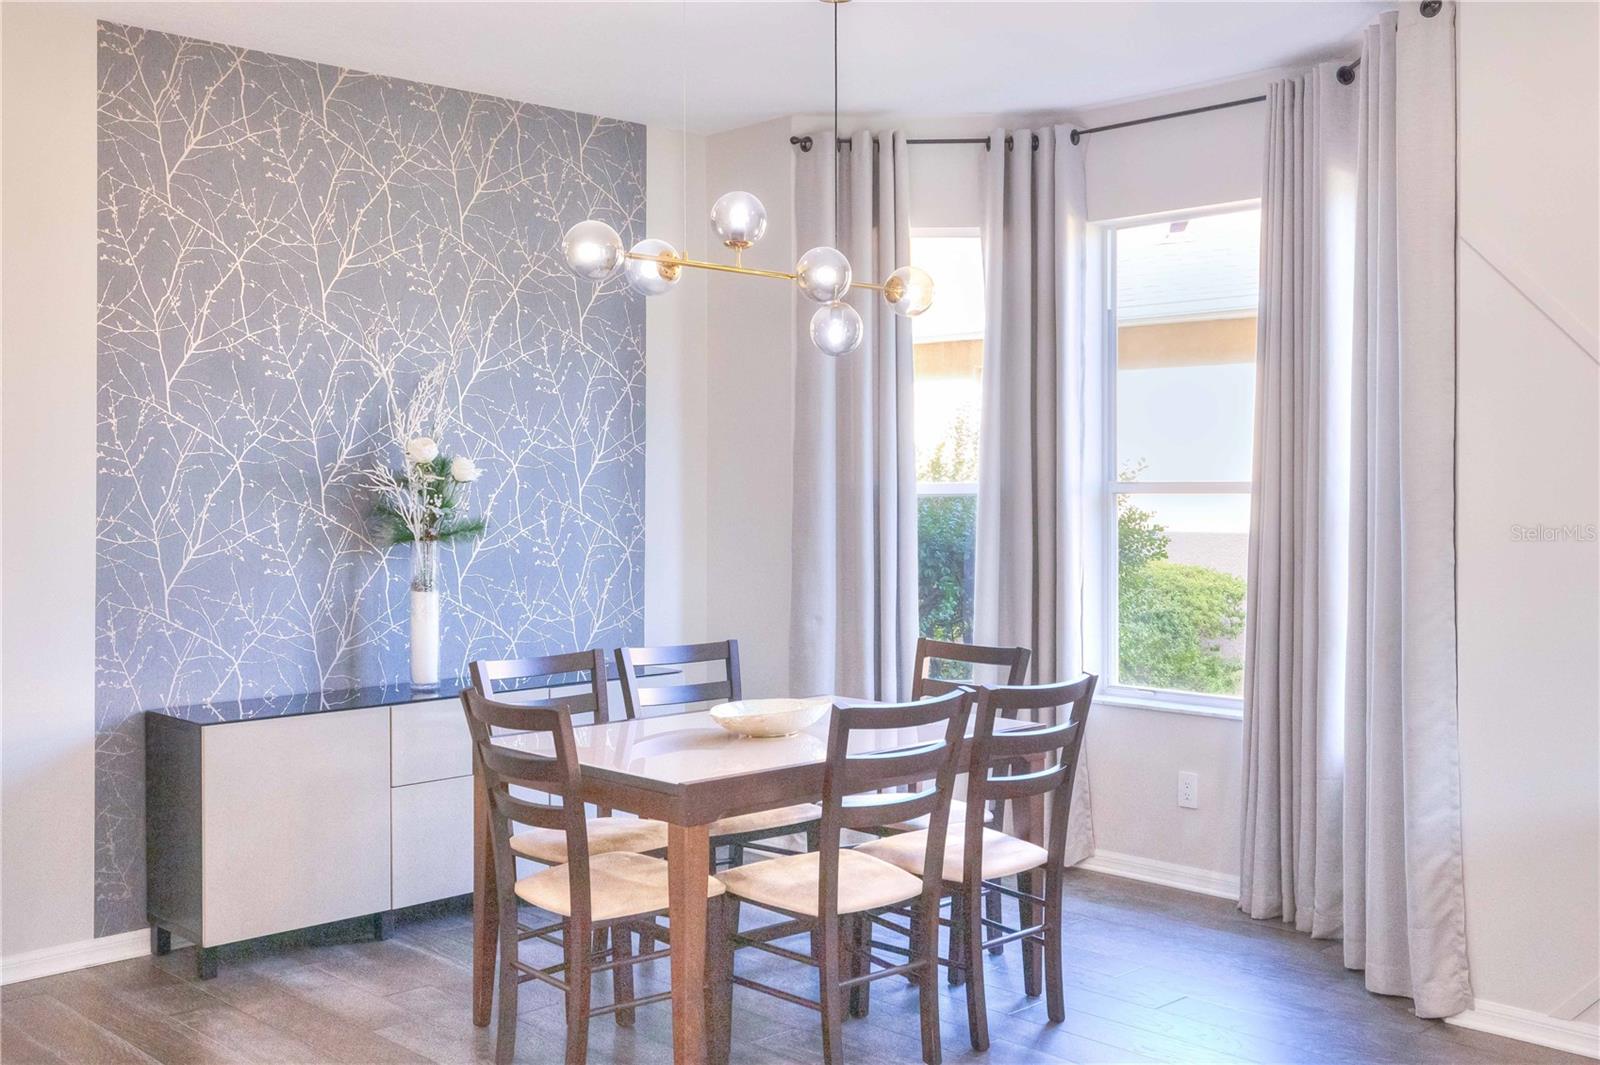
[392,776,474,909]
[391,699,472,786]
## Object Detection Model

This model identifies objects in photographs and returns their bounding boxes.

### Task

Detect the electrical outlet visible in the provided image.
[1177,771,1199,809]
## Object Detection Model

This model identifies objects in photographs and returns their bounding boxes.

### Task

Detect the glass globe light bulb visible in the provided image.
[795,246,853,303]
[710,191,768,249]
[624,238,681,296]
[884,265,934,317]
[810,300,864,357]
[562,220,625,281]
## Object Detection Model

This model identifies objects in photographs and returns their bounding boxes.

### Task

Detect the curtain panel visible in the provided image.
[790,131,918,702]
[974,125,1096,865]
[1240,62,1357,939]
[1240,4,1472,1019]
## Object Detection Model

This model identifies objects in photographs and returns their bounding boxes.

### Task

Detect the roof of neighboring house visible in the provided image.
[1116,209,1261,324]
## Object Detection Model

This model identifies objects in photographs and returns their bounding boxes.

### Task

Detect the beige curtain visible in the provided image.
[1240,4,1472,1019]
[790,131,918,702]
[1240,62,1357,938]
[1344,6,1470,1018]
[973,125,1095,865]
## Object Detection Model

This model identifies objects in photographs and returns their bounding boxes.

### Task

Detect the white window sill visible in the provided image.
[1094,691,1243,721]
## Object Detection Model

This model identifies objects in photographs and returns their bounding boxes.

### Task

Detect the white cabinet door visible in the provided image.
[391,775,474,909]
[391,698,473,786]
[200,708,391,946]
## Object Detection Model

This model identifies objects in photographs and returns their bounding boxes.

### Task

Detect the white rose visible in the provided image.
[406,436,439,464]
[450,456,481,483]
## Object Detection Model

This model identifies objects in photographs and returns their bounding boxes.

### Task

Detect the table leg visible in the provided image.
[472,762,497,1027]
[668,822,711,1065]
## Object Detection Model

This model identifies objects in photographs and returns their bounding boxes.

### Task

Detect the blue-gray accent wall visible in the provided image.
[95,22,646,935]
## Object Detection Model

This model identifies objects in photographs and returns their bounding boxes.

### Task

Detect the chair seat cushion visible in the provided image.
[885,798,993,833]
[711,803,822,838]
[715,850,923,917]
[510,816,668,864]
[514,851,724,921]
[856,827,1048,883]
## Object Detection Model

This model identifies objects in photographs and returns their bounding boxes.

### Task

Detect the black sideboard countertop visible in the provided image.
[144,663,677,726]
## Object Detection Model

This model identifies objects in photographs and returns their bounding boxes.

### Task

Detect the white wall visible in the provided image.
[701,117,798,697]
[0,1,100,961]
[0,3,712,970]
[1454,0,1600,1031]
[644,126,710,648]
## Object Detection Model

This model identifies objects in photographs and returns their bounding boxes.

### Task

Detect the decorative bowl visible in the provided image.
[709,697,832,738]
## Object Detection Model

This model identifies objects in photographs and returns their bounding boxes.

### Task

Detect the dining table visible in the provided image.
[470,699,1047,1065]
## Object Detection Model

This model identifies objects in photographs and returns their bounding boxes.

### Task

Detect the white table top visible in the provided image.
[489,701,965,787]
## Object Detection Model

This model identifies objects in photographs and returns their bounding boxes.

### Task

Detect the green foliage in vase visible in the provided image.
[367,453,488,547]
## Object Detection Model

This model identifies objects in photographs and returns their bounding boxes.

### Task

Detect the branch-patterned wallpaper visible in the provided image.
[95,22,645,935]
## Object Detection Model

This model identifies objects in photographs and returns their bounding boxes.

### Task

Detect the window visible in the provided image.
[913,231,985,652]
[1105,208,1259,709]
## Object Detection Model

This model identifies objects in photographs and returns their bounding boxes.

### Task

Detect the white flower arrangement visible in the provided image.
[363,366,488,563]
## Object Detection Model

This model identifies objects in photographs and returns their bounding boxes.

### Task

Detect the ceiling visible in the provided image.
[86,1,1388,134]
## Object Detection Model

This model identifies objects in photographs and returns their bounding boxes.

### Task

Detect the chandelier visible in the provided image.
[559,0,933,356]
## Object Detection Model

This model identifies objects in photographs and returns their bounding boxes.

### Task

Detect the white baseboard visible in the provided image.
[1449,1001,1600,1059]
[1077,849,1241,901]
[0,928,151,986]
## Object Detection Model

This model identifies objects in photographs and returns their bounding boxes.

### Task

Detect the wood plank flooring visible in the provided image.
[2,869,1584,1064]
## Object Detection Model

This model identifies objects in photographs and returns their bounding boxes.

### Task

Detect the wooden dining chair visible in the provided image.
[616,640,821,867]
[895,637,1032,833]
[887,637,1032,973]
[462,657,728,1065]
[856,675,1096,1052]
[707,689,971,1065]
[469,654,669,865]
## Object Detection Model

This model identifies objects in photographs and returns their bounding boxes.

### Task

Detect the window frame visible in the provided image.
[1098,202,1260,720]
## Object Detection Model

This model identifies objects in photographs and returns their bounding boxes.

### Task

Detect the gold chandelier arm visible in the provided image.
[626,250,795,283]
[625,250,890,292]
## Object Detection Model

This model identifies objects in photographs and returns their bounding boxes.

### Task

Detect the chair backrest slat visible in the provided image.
[489,785,570,831]
[468,651,612,728]
[911,638,1031,694]
[839,740,950,795]
[985,718,1079,760]
[615,640,741,719]
[631,681,734,708]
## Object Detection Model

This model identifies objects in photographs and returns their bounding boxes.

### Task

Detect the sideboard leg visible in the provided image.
[150,925,172,956]
[195,946,219,980]
[373,910,395,941]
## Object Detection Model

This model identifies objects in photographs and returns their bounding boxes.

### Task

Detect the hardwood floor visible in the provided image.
[1,870,1583,1065]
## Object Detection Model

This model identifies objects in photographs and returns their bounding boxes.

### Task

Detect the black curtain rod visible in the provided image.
[787,91,1266,153]
[788,133,1036,152]
[1338,1,1440,84]
[789,1,1448,154]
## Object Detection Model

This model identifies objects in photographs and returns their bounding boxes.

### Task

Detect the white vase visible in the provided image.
[410,589,440,687]
[410,538,441,688]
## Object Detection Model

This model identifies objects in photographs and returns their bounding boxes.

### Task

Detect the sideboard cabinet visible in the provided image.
[145,672,631,978]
